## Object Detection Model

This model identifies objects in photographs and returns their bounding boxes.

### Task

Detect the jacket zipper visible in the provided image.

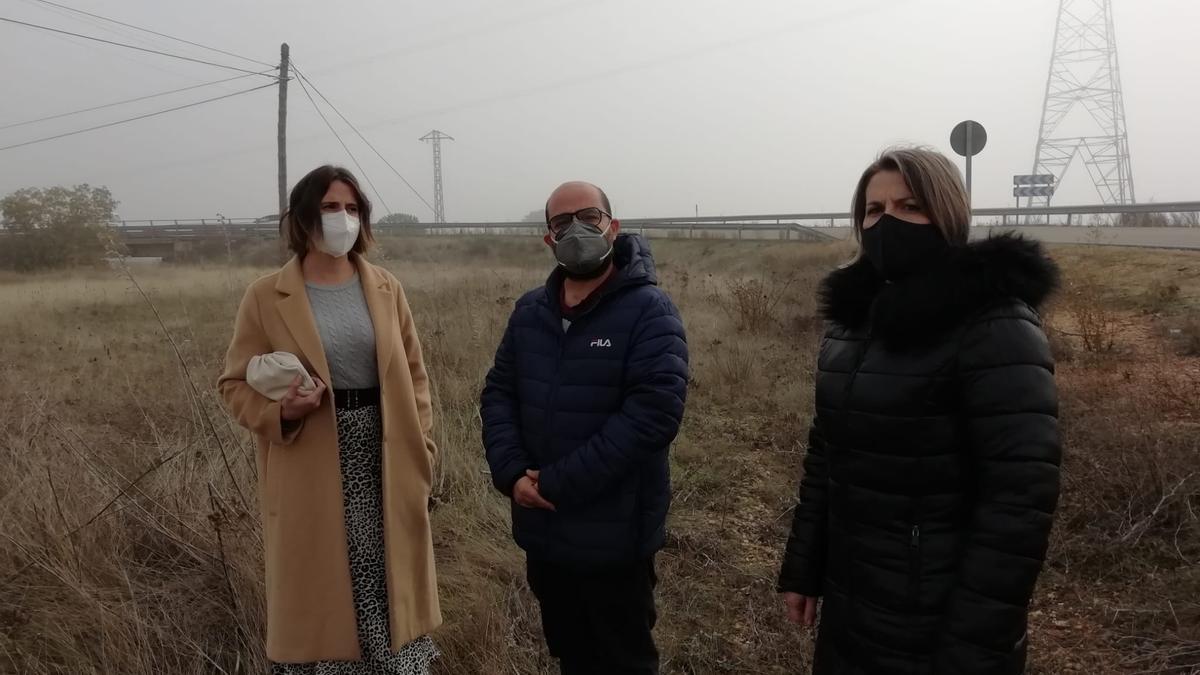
[537,283,631,555]
[540,303,572,457]
[537,312,572,558]
[909,524,922,609]
[540,321,569,461]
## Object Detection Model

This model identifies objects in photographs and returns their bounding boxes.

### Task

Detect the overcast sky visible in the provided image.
[1,0,1197,222]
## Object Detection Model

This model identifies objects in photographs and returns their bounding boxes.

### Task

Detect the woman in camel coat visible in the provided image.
[218,165,440,673]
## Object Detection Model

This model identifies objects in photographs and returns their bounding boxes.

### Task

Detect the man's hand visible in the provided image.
[783,592,819,628]
[513,469,555,511]
[281,375,325,421]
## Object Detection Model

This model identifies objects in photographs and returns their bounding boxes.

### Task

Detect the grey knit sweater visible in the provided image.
[306,273,379,389]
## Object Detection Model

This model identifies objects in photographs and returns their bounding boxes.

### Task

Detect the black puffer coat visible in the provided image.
[779,234,1062,674]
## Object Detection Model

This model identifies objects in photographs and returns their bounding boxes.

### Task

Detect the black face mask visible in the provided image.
[860,214,950,281]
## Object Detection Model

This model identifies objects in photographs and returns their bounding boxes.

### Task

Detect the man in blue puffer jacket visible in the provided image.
[481,181,689,675]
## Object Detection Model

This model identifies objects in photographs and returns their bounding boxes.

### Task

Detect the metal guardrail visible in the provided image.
[102,200,1200,238]
[621,200,1200,226]
[113,218,263,227]
[117,225,278,239]
[2,202,1190,252]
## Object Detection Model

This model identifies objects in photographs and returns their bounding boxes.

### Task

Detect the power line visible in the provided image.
[0,81,278,152]
[21,0,232,67]
[0,16,273,76]
[18,0,238,86]
[26,0,276,69]
[290,61,435,215]
[20,0,184,60]
[291,66,394,216]
[74,1,903,181]
[0,70,276,131]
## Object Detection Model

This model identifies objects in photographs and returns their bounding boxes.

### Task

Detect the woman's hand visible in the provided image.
[281,375,326,421]
[783,592,819,628]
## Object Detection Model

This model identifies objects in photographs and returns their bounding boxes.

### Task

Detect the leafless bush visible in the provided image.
[718,275,796,332]
[1064,279,1120,353]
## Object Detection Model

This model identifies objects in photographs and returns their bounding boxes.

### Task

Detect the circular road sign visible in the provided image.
[950,120,987,157]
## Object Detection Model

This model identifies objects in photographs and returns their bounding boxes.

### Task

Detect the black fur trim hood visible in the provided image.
[818,233,1061,345]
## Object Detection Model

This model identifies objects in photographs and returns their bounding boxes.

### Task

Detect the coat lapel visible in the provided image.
[274,256,334,386]
[354,254,396,379]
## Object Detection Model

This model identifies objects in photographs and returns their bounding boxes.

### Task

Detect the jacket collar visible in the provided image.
[541,233,659,311]
[274,253,397,385]
[819,233,1060,347]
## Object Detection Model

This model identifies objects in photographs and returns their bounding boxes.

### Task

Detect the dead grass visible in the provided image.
[1170,314,1200,357]
[0,236,1196,674]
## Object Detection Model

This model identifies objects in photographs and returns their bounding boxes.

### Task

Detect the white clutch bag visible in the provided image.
[247,352,316,401]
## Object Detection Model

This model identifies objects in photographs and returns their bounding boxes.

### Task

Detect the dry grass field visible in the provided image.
[1,236,1198,674]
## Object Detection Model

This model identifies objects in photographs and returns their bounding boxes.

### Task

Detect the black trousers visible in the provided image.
[526,556,659,675]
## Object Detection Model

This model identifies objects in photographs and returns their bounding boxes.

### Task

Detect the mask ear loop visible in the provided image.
[594,220,616,265]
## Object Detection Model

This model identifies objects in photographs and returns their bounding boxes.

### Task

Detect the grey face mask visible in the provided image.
[553,217,613,279]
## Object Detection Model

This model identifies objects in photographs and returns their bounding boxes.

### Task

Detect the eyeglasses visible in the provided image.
[547,207,611,236]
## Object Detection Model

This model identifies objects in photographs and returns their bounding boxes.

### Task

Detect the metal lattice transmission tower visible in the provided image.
[419,130,454,223]
[1029,0,1135,208]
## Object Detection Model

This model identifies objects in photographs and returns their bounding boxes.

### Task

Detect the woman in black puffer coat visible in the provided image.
[778,146,1062,675]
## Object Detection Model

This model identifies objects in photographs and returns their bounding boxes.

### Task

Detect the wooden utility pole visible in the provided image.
[277,43,289,215]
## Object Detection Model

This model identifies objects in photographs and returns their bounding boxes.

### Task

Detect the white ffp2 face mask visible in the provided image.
[316,210,360,257]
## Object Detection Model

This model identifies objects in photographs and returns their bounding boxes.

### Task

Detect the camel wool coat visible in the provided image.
[217,254,441,663]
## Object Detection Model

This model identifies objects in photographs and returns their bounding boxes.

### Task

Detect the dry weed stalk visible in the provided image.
[109,249,252,513]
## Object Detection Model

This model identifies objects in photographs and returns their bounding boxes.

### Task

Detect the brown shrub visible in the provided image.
[1051,360,1200,569]
[1065,278,1121,354]
[718,275,797,333]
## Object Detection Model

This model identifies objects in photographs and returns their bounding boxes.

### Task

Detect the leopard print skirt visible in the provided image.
[271,404,439,675]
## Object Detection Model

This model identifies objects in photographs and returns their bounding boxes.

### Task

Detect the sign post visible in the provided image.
[950,120,987,202]
[1013,174,1057,223]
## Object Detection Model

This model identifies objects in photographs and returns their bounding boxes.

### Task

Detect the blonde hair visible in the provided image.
[850,146,970,254]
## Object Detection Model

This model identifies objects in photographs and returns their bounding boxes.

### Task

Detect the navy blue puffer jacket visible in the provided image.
[481,234,688,565]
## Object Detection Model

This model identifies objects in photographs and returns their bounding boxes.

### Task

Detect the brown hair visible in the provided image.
[280,165,374,256]
[850,146,970,252]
